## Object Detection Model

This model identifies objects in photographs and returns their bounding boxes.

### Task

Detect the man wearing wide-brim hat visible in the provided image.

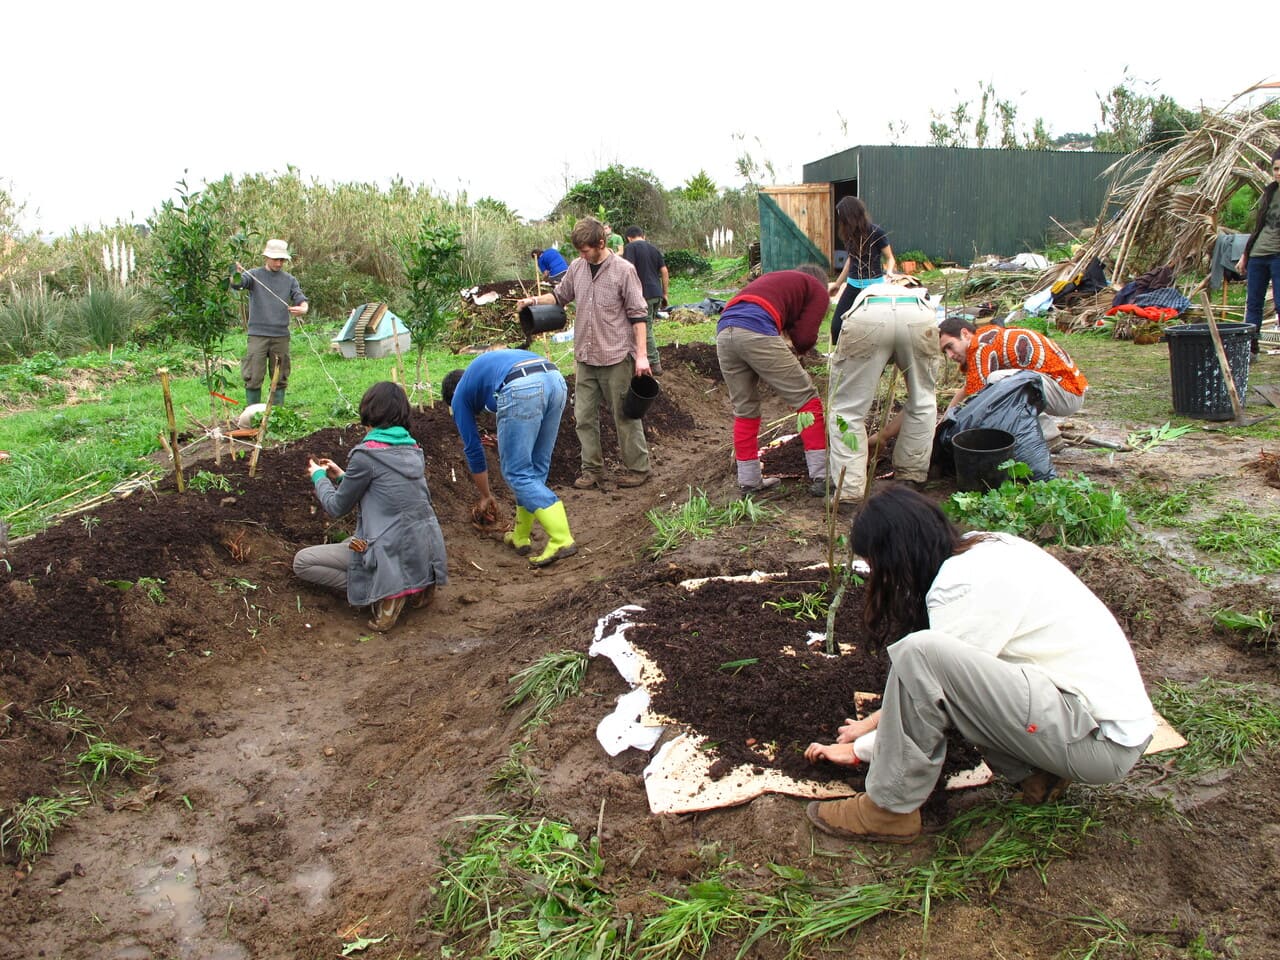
[232,239,309,406]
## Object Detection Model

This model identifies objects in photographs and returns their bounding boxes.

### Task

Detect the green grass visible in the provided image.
[0,793,90,863]
[488,742,541,804]
[762,586,830,621]
[1151,679,1280,777]
[0,328,498,536]
[505,651,589,730]
[40,700,101,742]
[1187,504,1280,574]
[427,815,619,959]
[425,798,1101,959]
[646,488,779,558]
[1121,477,1217,526]
[73,739,158,782]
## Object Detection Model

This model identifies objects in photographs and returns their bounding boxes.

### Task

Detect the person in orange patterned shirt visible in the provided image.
[870,317,1088,451]
[939,318,1087,416]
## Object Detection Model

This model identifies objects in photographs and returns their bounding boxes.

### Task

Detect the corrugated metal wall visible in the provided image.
[802,145,1126,263]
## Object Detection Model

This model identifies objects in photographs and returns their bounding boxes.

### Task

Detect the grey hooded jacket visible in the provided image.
[312,440,448,606]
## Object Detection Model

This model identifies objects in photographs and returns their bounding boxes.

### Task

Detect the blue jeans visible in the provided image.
[1245,253,1280,342]
[496,369,567,512]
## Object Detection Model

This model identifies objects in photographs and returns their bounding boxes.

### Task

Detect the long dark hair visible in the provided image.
[852,487,987,649]
[835,196,872,255]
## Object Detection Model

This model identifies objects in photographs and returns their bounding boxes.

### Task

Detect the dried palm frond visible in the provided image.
[1048,82,1280,289]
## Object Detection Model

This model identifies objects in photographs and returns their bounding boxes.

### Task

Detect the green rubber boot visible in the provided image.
[270,388,285,406]
[529,501,577,567]
[503,506,534,556]
[245,387,262,405]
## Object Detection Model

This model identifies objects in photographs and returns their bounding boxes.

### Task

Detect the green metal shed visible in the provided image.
[784,144,1127,267]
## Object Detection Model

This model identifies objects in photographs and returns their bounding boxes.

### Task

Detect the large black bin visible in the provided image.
[1164,322,1251,421]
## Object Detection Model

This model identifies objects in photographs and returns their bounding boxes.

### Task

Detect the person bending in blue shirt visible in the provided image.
[443,350,576,567]
[532,247,569,284]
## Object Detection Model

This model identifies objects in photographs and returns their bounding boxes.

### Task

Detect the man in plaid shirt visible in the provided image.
[516,217,653,489]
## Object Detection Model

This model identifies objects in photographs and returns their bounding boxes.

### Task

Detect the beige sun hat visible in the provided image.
[262,239,291,260]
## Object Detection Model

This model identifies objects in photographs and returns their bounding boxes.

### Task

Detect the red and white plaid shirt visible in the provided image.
[554,253,647,366]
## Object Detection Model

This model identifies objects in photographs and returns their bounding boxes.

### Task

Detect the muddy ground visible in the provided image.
[2,342,1279,960]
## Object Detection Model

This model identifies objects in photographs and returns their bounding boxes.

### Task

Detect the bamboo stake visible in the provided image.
[1200,292,1244,421]
[7,475,102,517]
[157,368,185,492]
[867,365,900,492]
[390,310,407,391]
[534,256,550,359]
[248,365,283,478]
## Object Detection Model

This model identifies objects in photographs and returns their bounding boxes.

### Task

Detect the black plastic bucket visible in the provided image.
[519,304,568,337]
[952,428,1015,492]
[622,374,660,420]
[1164,322,1252,421]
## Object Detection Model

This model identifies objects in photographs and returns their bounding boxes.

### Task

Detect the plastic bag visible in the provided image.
[934,370,1055,481]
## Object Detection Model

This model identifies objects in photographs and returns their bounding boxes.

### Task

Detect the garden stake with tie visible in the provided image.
[248,365,283,478]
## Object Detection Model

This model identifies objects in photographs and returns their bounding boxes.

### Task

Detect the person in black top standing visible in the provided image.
[827,198,895,345]
[622,226,669,376]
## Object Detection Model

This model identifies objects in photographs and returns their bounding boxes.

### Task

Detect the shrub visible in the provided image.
[146,179,239,402]
[944,462,1130,547]
[664,189,758,254]
[73,287,140,351]
[664,249,713,275]
[555,164,670,236]
[0,288,76,361]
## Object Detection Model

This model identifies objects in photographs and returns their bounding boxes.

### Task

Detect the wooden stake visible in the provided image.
[157,368,185,492]
[391,312,406,391]
[1200,292,1244,421]
[248,365,283,478]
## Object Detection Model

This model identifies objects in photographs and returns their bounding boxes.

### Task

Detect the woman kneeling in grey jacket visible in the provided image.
[294,382,448,631]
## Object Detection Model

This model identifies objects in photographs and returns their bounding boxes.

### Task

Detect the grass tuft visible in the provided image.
[506,651,588,729]
[0,793,90,863]
[73,739,158,782]
[1151,678,1280,776]
[646,488,779,558]
[426,815,620,959]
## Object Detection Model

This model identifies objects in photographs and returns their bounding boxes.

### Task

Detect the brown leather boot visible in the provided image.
[411,585,435,610]
[1018,769,1072,804]
[806,793,921,844]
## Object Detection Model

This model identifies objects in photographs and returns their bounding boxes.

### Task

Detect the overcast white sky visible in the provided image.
[4,1,1273,236]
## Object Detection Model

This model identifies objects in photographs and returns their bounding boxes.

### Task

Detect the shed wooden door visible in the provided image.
[759,184,833,273]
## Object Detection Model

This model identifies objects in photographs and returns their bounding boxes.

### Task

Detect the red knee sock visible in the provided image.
[797,397,826,450]
[733,417,761,461]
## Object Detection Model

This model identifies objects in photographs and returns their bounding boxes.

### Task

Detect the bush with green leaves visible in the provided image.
[555,164,668,236]
[399,213,464,378]
[944,461,1130,546]
[663,249,713,275]
[146,179,239,404]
